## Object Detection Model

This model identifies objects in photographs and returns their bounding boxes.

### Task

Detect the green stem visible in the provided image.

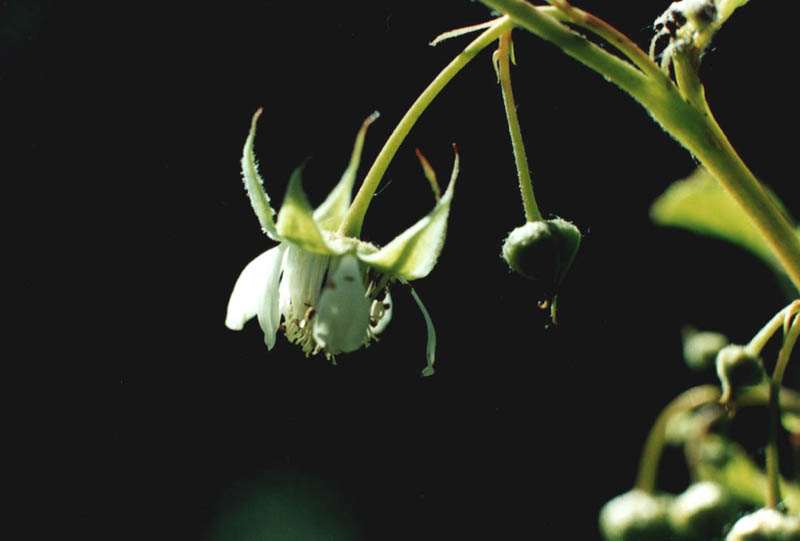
[635,385,721,493]
[496,31,542,222]
[479,0,800,291]
[747,300,800,356]
[338,16,515,238]
[766,313,799,509]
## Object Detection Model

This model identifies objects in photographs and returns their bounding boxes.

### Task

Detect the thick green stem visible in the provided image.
[338,16,514,238]
[496,31,542,222]
[479,0,800,291]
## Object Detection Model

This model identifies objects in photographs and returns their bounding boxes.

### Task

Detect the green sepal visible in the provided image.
[313,112,379,231]
[276,165,343,256]
[360,153,459,280]
[241,108,279,239]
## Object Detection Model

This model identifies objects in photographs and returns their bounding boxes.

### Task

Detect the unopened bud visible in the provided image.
[669,481,739,540]
[599,489,674,541]
[682,328,729,371]
[725,508,800,540]
[715,345,765,403]
[501,218,581,292]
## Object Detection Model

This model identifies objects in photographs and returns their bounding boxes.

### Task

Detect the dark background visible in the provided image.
[4,1,796,539]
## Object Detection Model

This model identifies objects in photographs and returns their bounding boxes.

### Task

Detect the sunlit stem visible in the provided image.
[634,385,721,493]
[746,300,800,356]
[338,16,515,238]
[494,31,542,223]
[766,312,800,509]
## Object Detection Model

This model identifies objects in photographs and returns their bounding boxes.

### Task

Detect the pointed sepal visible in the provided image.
[313,112,380,230]
[276,165,345,256]
[241,108,279,239]
[360,148,460,280]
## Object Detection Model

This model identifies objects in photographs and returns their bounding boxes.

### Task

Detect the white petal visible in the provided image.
[225,245,286,341]
[283,244,329,319]
[256,244,288,349]
[312,255,370,354]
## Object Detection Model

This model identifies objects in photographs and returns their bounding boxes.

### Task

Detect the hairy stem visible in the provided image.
[495,31,542,222]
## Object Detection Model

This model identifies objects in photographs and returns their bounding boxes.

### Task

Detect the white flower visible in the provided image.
[225,109,459,375]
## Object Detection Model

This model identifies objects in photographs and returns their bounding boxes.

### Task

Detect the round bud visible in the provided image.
[725,508,800,541]
[599,489,674,541]
[715,345,765,403]
[669,481,739,540]
[501,218,581,292]
[682,329,729,371]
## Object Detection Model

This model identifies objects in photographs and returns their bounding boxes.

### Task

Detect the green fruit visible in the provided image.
[715,344,765,403]
[501,218,581,292]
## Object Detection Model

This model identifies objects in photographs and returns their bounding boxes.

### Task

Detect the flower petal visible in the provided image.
[312,255,371,354]
[241,108,279,239]
[276,165,346,256]
[225,245,286,342]
[256,244,288,350]
[313,112,380,231]
[283,244,329,318]
[407,284,437,376]
[359,149,460,280]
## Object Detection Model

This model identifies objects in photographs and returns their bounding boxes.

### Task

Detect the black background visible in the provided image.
[4,1,797,539]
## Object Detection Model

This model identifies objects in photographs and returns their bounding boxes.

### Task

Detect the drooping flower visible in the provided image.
[225,108,459,375]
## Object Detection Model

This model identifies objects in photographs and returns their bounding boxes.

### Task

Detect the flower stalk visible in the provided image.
[494,31,542,222]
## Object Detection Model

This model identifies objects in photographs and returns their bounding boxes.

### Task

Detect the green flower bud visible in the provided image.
[599,489,674,541]
[715,345,766,403]
[682,328,729,372]
[669,481,740,540]
[725,508,800,541]
[501,218,581,292]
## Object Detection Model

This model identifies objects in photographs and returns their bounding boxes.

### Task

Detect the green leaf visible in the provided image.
[650,167,798,271]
